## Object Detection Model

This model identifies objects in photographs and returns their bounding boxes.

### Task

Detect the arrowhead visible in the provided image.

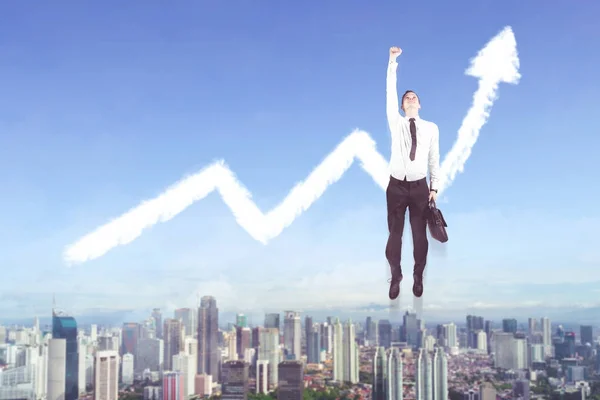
[465,26,521,84]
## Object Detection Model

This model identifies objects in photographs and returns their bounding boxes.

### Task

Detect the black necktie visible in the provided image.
[409,118,417,161]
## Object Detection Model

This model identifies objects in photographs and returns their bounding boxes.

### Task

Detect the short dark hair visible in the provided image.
[401,90,420,104]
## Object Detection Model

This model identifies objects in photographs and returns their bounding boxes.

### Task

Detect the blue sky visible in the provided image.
[1,1,599,323]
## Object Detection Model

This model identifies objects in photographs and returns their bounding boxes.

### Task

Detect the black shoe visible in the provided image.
[412,274,423,297]
[388,273,403,300]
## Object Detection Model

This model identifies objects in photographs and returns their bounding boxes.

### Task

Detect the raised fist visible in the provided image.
[389,46,402,59]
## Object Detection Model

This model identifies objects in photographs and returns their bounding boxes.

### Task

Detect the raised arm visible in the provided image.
[428,124,441,192]
[386,46,403,132]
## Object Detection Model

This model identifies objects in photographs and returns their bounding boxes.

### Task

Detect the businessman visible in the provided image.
[385,46,440,300]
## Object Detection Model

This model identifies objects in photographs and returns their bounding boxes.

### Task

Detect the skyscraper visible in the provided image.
[283,311,301,360]
[278,361,303,400]
[164,318,184,371]
[48,338,67,400]
[432,347,448,400]
[93,350,119,400]
[372,347,387,400]
[387,347,403,400]
[257,327,280,389]
[415,349,432,400]
[580,325,593,345]
[198,296,220,382]
[52,311,79,400]
[221,360,249,400]
[152,308,162,338]
[264,313,280,330]
[121,323,139,357]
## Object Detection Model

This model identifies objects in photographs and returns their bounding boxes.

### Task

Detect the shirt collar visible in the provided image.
[405,115,420,121]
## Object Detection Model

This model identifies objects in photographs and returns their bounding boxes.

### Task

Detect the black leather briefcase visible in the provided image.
[427,200,448,243]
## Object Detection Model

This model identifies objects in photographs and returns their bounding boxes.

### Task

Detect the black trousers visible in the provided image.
[385,175,429,277]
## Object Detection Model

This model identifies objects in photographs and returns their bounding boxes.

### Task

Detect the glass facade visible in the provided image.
[52,314,79,400]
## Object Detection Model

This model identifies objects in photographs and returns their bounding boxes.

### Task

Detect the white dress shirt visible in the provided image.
[386,59,441,191]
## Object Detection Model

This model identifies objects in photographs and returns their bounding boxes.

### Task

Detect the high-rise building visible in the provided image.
[372,347,387,400]
[175,308,196,338]
[264,313,280,330]
[93,350,119,400]
[378,320,392,349]
[121,353,134,385]
[479,382,497,400]
[283,311,301,360]
[305,316,314,361]
[343,319,359,384]
[236,314,248,328]
[443,323,458,349]
[415,349,433,400]
[257,327,280,388]
[52,311,79,400]
[152,308,162,339]
[432,347,448,400]
[278,360,303,400]
[136,337,163,373]
[221,360,249,400]
[502,319,518,334]
[164,319,184,371]
[121,323,139,358]
[580,325,593,345]
[197,296,220,382]
[48,338,67,400]
[163,371,184,400]
[387,347,403,400]
[307,324,320,364]
[332,318,344,381]
[541,317,552,357]
[256,360,269,394]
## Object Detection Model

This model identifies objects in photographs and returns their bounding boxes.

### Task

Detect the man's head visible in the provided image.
[401,90,420,113]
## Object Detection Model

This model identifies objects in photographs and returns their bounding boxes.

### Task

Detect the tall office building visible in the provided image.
[236,314,248,328]
[52,311,79,400]
[163,371,184,400]
[307,324,320,364]
[378,320,392,349]
[305,316,314,362]
[256,360,269,394]
[343,319,359,384]
[372,347,387,400]
[278,360,303,400]
[388,347,403,400]
[580,325,593,345]
[121,323,139,358]
[283,311,301,360]
[197,296,220,382]
[332,318,344,381]
[121,353,134,385]
[541,317,552,357]
[175,308,196,338]
[164,319,184,371]
[257,327,280,388]
[528,318,537,334]
[152,308,162,339]
[221,360,249,400]
[502,319,518,334]
[372,347,403,400]
[93,350,119,400]
[136,337,163,373]
[264,313,280,330]
[443,323,458,349]
[479,382,497,400]
[432,347,448,400]
[415,349,433,400]
[48,338,67,400]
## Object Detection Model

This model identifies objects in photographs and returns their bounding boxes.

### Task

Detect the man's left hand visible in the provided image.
[429,191,437,202]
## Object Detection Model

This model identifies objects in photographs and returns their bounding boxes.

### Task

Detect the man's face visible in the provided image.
[402,91,420,112]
